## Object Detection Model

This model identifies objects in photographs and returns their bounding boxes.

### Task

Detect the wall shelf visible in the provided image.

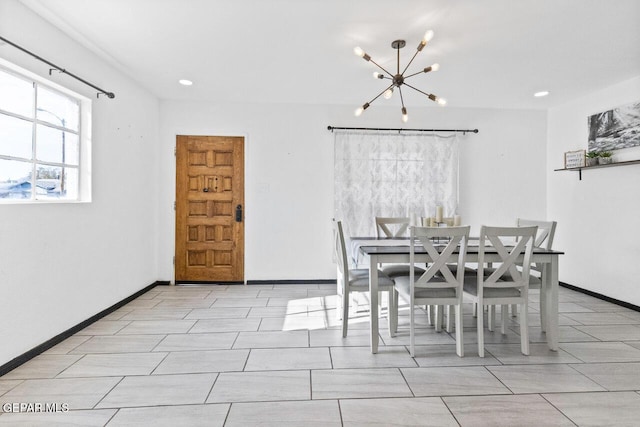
[555,159,640,180]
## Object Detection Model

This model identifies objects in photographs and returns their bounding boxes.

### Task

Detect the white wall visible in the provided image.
[159,101,547,281]
[548,76,640,306]
[0,1,160,365]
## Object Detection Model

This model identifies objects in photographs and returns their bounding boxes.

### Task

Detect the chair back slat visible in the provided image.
[410,226,470,293]
[478,226,537,290]
[517,218,557,250]
[376,217,410,237]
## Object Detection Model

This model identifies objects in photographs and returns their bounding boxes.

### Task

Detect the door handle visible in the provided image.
[203,188,209,192]
[235,204,243,222]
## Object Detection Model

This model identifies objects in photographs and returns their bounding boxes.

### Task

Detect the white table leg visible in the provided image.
[546,256,559,351]
[539,263,548,332]
[369,254,379,354]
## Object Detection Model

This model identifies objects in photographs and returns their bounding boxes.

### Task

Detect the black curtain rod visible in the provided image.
[327,125,478,134]
[0,35,115,99]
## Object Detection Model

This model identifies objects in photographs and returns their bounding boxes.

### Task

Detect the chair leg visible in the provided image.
[387,289,397,337]
[488,305,495,332]
[435,305,443,332]
[520,302,530,355]
[540,292,547,332]
[410,299,415,357]
[511,304,517,317]
[477,300,485,357]
[394,289,399,334]
[455,304,464,357]
[472,302,478,318]
[342,290,350,338]
[427,305,434,325]
[445,305,452,333]
[501,304,508,334]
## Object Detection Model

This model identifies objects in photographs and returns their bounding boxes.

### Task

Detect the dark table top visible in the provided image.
[351,237,564,256]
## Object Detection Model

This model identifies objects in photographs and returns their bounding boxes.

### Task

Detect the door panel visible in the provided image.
[175,135,244,282]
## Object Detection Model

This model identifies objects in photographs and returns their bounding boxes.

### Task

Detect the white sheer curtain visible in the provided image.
[334,131,459,237]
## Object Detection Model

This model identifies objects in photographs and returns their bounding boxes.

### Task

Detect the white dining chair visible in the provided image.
[463,225,537,357]
[513,219,557,330]
[333,220,398,338]
[474,219,557,332]
[394,225,470,357]
[376,216,427,279]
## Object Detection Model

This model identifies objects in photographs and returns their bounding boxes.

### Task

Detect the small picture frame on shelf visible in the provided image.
[564,150,586,169]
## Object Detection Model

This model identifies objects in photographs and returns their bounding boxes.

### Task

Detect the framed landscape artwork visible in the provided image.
[588,101,640,152]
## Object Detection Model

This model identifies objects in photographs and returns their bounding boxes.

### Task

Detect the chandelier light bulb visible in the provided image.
[373,72,383,79]
[402,107,408,123]
[355,102,370,117]
[383,88,394,99]
[423,63,440,73]
[437,97,447,106]
[353,46,365,57]
[423,30,435,43]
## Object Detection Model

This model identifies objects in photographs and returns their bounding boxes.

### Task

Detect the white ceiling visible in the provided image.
[21,0,640,110]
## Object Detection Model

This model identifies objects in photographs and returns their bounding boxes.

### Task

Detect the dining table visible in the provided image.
[351,237,564,354]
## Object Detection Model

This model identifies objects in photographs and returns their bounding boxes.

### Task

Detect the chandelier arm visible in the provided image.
[401,48,422,76]
[369,58,395,78]
[403,82,432,97]
[398,86,406,110]
[403,69,428,80]
[367,83,396,106]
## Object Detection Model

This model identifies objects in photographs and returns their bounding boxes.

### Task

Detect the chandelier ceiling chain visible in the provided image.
[353,30,445,123]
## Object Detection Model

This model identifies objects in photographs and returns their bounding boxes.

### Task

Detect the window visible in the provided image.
[0,61,89,202]
[334,131,459,237]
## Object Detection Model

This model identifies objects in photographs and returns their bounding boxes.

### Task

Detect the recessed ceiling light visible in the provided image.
[178,79,193,86]
[534,91,549,97]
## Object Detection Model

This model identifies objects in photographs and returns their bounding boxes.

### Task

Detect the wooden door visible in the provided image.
[175,135,244,283]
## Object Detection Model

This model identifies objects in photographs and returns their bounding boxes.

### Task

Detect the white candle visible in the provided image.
[454,215,462,226]
[435,206,443,223]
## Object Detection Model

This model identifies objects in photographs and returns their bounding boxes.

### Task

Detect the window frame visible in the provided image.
[0,58,92,204]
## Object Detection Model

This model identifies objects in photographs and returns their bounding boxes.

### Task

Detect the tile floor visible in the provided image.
[2,284,640,426]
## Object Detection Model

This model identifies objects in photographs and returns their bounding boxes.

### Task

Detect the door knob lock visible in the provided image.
[203,188,209,192]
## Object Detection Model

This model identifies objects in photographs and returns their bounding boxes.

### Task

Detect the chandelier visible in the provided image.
[353,30,445,122]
